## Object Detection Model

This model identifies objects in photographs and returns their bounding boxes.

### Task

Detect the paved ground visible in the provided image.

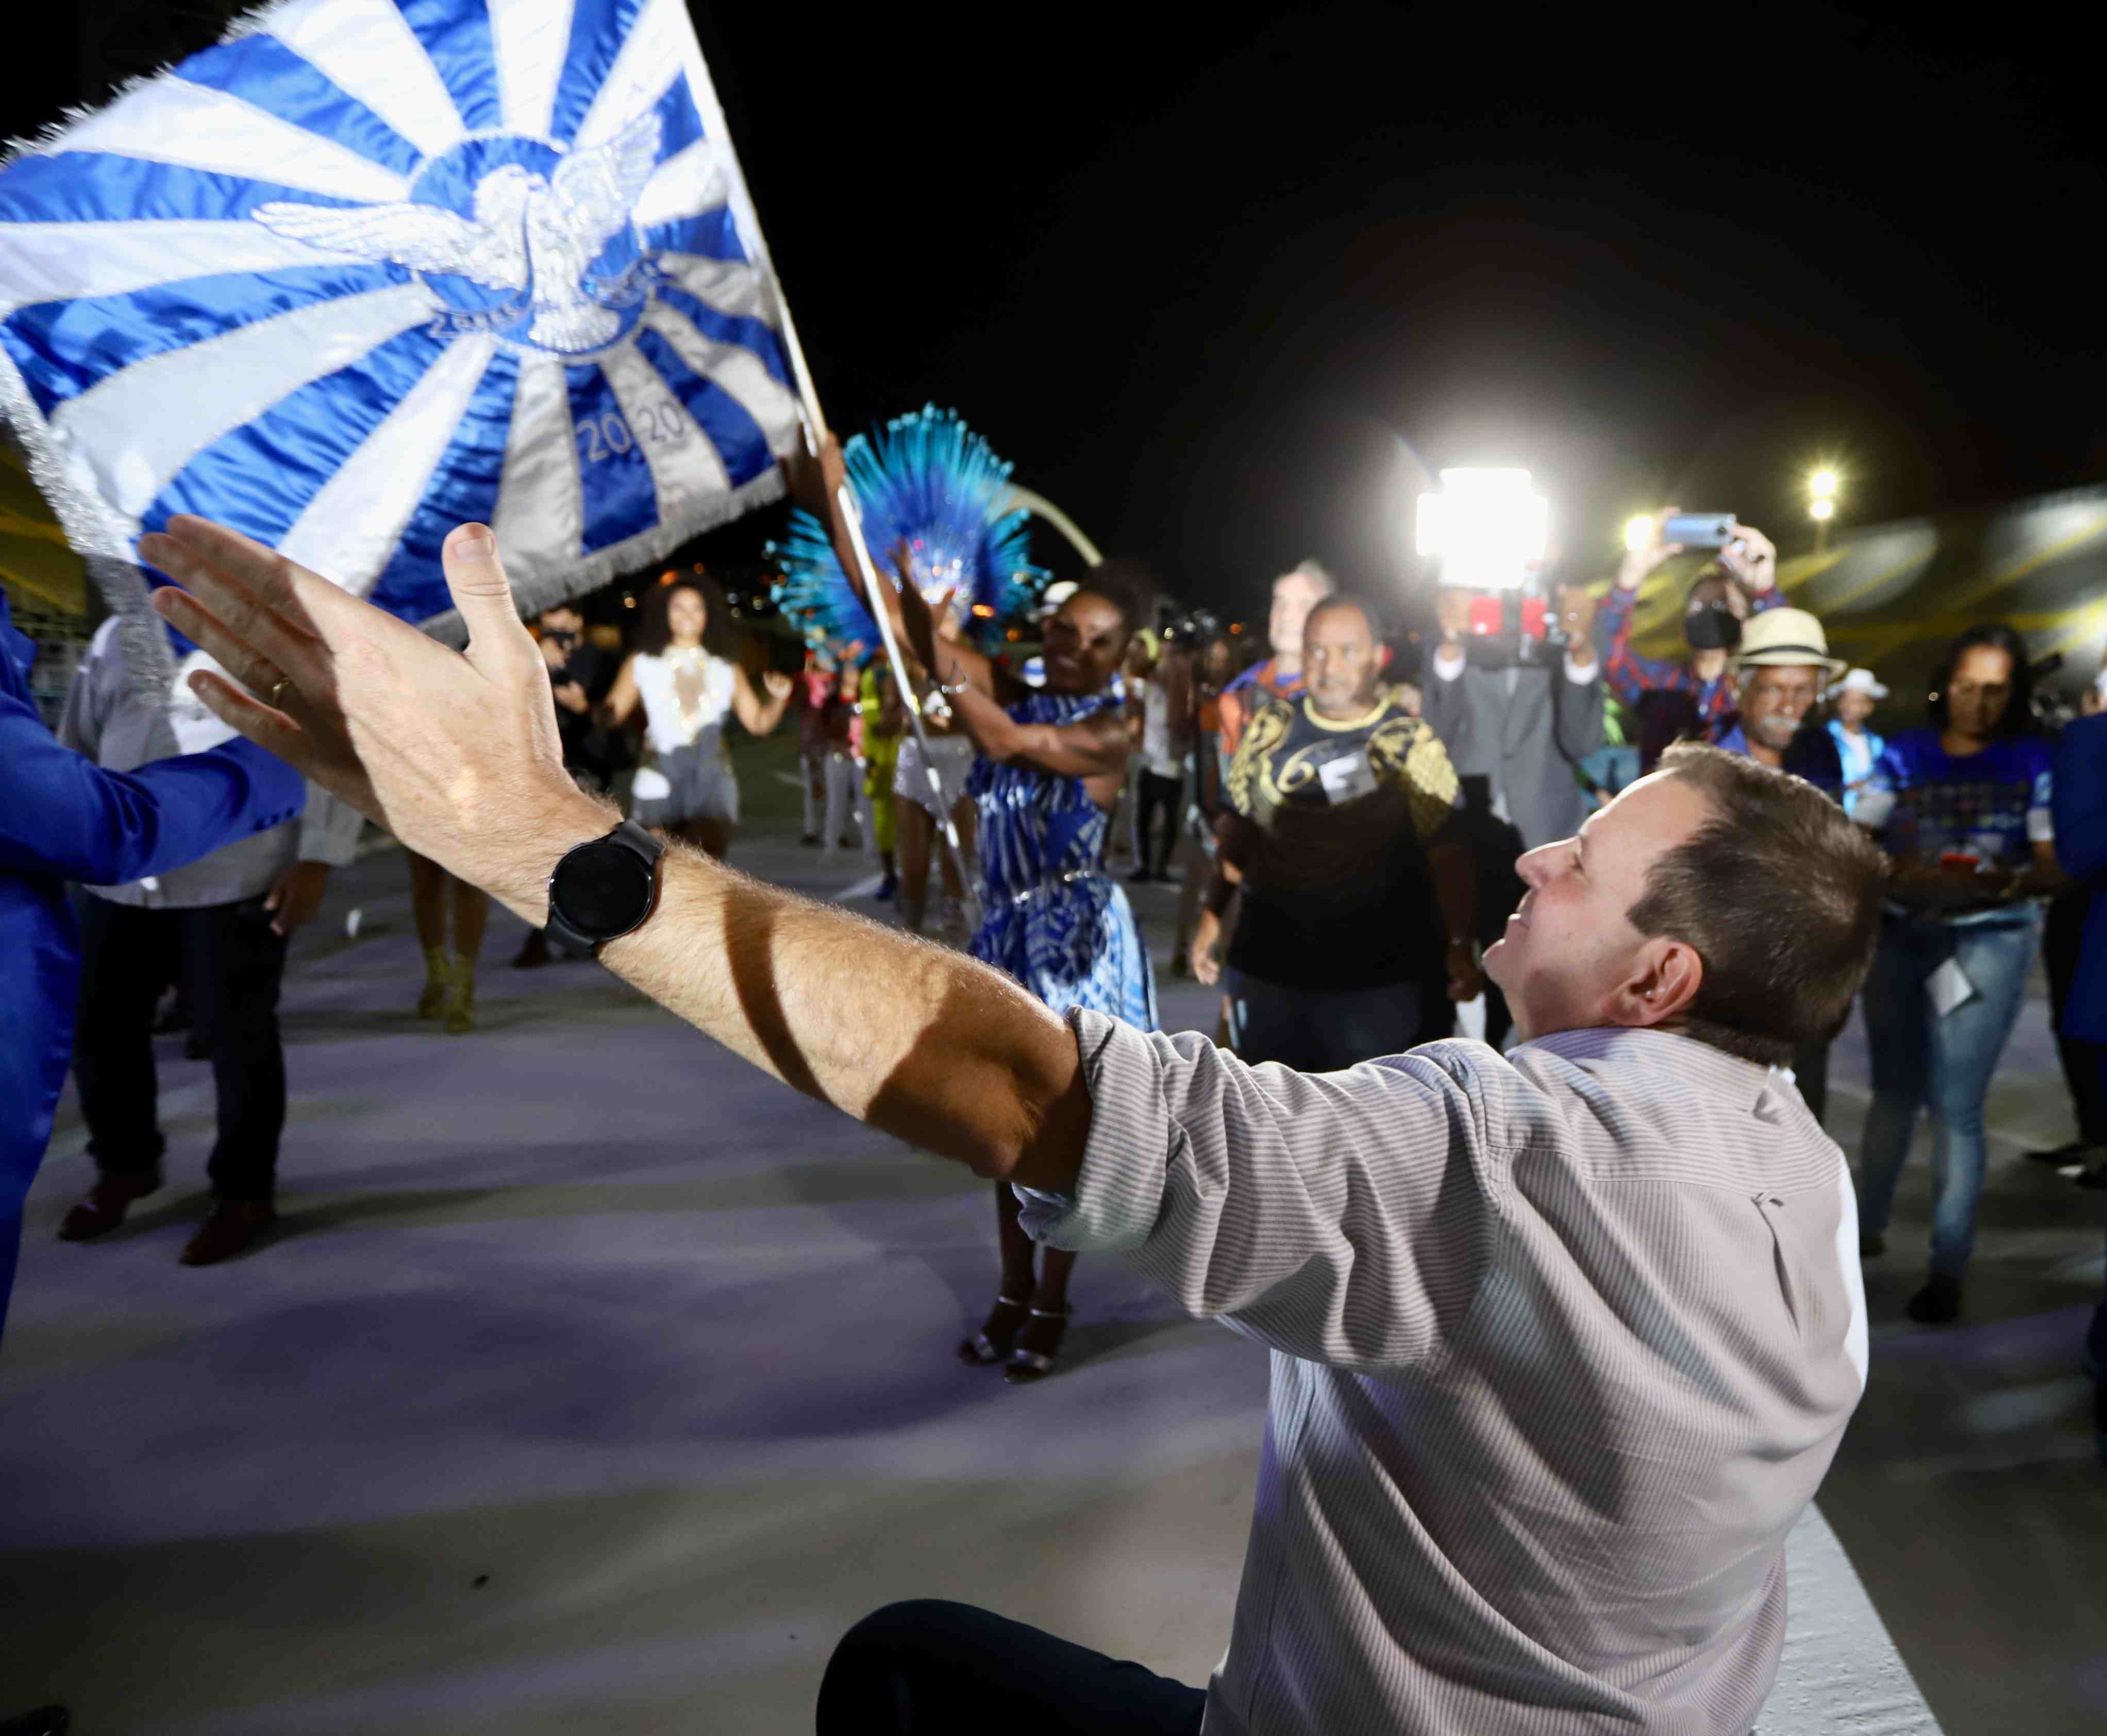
[2,733,2102,1733]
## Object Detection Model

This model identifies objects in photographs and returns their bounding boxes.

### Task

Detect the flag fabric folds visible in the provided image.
[0,0,803,638]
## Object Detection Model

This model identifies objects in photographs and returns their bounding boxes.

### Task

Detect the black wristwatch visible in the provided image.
[544,820,665,956]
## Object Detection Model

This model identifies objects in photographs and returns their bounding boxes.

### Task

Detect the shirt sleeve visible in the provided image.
[1597,585,1690,706]
[1852,741,1901,834]
[56,619,117,758]
[297,781,366,865]
[2026,745,2054,843]
[1374,720,1463,844]
[1022,1011,1512,1372]
[0,681,305,884]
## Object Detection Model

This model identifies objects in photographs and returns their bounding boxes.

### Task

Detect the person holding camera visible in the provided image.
[1600,511,1785,764]
[1852,624,2069,1323]
[1421,577,1604,853]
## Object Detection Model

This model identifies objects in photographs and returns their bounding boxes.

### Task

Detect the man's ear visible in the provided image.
[1604,938,1703,1031]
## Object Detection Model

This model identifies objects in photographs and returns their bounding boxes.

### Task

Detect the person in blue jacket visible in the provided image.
[0,590,303,1343]
[2051,705,2107,1465]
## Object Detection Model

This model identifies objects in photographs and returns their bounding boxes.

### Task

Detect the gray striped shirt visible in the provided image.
[1026,1015,1867,1734]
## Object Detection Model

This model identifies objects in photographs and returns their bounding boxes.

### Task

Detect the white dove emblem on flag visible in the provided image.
[254,111,664,355]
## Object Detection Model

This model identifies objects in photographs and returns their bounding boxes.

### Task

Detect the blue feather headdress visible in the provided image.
[770,406,1046,662]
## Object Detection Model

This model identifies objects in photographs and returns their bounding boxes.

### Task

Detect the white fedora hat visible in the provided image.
[1736,607,1846,677]
[1827,666,1888,700]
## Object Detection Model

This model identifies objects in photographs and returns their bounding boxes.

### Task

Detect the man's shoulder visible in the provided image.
[1223,660,1272,695]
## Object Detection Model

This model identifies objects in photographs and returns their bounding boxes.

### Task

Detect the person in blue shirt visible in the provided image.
[0,591,303,1343]
[1852,624,2068,1324]
[1710,608,1848,1121]
[2049,704,2107,1463]
[1826,668,1888,819]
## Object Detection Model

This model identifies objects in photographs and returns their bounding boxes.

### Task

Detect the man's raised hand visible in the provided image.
[144,518,602,922]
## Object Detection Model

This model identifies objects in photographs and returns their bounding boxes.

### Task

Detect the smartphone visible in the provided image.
[1662,513,1737,549]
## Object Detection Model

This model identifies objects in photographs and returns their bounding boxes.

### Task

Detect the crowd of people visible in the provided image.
[3,448,2104,1733]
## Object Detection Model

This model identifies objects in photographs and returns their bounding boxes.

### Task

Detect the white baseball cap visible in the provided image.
[1036,579,1080,617]
[1827,667,1888,700]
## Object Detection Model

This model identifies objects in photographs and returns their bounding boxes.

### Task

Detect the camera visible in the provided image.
[1461,578,1568,670]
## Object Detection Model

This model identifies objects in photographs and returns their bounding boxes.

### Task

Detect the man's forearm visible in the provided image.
[513,794,1093,1190]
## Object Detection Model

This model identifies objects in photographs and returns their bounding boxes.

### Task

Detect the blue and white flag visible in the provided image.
[0,0,805,640]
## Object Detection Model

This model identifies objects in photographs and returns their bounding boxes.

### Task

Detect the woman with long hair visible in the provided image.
[601,577,792,859]
[1854,623,2068,1322]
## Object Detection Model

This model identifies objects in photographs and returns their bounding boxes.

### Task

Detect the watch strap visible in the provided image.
[544,819,665,955]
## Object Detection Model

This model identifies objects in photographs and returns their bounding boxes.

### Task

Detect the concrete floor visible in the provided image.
[2,738,2102,1732]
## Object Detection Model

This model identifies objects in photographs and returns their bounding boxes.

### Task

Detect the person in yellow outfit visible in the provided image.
[860,662,903,902]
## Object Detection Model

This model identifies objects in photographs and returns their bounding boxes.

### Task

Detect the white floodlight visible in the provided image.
[1809,497,1836,522]
[1809,468,1840,500]
[1416,469,1547,590]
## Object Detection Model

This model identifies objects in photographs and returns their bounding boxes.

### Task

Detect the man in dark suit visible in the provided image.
[1420,581,1606,854]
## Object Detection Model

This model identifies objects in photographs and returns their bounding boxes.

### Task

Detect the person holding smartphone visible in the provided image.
[1599,510,1785,762]
[1852,624,2068,1323]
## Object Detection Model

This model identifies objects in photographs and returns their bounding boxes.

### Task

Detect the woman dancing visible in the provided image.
[781,412,1154,1380]
[890,555,1156,1381]
[601,576,792,860]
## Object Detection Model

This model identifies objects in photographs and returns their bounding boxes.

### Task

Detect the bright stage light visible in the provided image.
[1809,468,1839,500]
[1416,469,1548,591]
[1624,515,1654,553]
[1809,497,1836,522]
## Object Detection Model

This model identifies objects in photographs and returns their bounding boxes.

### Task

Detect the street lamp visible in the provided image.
[1807,468,1841,552]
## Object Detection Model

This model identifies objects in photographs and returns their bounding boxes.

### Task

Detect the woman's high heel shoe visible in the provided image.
[958,1294,1029,1365]
[1003,1305,1072,1384]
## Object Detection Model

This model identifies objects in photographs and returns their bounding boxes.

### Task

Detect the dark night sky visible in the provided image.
[691,3,2103,618]
[20,4,2106,624]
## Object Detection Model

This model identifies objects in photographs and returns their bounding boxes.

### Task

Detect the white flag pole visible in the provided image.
[762,284,981,928]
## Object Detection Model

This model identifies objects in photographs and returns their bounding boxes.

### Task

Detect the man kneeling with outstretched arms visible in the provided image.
[147,514,1886,1736]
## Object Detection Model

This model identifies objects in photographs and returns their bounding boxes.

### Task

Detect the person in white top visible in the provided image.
[600,578,791,859]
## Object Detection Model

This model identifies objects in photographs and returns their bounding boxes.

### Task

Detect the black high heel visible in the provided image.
[1003,1305,1072,1384]
[958,1294,1029,1365]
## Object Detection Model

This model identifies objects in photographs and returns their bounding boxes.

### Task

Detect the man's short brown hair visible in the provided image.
[1625,744,1887,1066]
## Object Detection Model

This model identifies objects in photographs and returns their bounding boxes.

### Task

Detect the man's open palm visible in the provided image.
[144,518,585,916]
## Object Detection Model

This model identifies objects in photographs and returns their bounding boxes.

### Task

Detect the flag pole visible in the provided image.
[762,280,980,928]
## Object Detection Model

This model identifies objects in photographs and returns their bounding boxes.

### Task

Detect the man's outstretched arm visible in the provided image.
[141,516,1093,1191]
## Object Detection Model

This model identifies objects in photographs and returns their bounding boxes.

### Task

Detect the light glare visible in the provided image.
[1809,468,1839,499]
[1624,515,1654,553]
[1809,497,1836,521]
[1417,469,1548,590]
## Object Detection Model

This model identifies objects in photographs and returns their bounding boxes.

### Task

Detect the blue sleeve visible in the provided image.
[2053,718,2107,884]
[0,683,305,882]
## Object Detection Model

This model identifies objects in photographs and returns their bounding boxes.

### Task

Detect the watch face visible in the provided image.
[551,840,656,938]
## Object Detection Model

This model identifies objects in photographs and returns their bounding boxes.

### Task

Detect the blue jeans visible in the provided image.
[1857,907,2041,1277]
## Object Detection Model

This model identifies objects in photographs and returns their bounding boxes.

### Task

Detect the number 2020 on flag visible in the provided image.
[578,402,686,464]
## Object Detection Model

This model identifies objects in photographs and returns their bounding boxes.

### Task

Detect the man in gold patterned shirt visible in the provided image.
[1191,594,1482,1070]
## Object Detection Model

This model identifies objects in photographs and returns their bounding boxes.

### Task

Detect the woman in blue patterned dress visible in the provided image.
[879,546,1157,1382]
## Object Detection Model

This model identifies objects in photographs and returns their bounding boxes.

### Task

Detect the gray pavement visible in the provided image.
[2,734,2102,1733]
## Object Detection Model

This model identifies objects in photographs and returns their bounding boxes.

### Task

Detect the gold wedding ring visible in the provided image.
[269,676,294,708]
